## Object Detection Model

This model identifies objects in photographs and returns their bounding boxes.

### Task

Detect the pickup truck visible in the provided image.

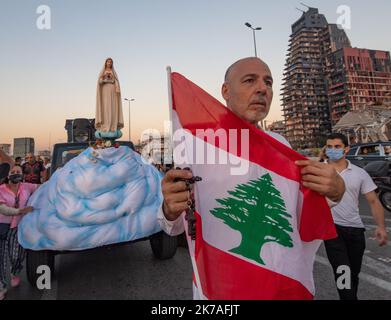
[25,141,178,287]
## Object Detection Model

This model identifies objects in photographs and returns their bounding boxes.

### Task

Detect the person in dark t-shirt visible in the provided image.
[22,153,45,184]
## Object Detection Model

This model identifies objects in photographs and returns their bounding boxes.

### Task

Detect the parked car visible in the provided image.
[346,142,391,168]
[363,161,391,212]
[25,141,178,287]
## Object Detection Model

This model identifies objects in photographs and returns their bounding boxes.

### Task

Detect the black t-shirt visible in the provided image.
[22,161,45,184]
[0,163,10,184]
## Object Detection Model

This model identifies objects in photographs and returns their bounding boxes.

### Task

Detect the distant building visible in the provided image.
[13,138,35,158]
[282,7,351,149]
[0,144,11,156]
[267,121,286,137]
[327,48,391,125]
[282,7,391,149]
[333,103,391,144]
[38,150,51,158]
[140,134,172,165]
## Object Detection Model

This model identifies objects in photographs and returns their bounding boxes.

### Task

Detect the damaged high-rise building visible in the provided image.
[282,7,351,149]
[282,7,391,149]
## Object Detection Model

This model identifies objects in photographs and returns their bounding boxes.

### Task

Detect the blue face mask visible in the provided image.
[326,148,345,162]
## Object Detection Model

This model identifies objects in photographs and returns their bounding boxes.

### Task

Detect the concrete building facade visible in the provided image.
[13,138,35,158]
[327,48,391,125]
[282,8,351,149]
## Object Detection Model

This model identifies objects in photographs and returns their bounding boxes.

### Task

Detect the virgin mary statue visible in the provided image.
[95,58,124,139]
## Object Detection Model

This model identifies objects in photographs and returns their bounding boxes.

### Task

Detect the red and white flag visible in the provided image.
[169,71,336,300]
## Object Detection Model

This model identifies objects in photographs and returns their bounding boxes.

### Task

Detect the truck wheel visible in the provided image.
[177,232,188,248]
[150,231,178,260]
[26,250,55,288]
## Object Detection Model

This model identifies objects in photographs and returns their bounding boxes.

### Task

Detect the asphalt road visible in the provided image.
[5,197,391,300]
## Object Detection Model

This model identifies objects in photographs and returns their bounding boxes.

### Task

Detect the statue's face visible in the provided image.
[106,59,113,69]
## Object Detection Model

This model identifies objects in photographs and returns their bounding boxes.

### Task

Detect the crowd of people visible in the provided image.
[0,149,50,300]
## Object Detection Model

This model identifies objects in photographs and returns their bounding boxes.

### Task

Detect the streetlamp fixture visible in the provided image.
[245,22,262,57]
[124,98,135,142]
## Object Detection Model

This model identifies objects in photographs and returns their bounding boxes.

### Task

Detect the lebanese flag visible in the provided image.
[169,72,336,300]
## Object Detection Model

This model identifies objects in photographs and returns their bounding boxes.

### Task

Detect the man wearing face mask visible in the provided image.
[0,165,38,300]
[323,133,388,300]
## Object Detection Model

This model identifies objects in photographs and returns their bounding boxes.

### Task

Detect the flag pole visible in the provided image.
[166,66,174,142]
[166,67,206,300]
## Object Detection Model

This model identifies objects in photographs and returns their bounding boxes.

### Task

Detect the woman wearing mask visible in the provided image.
[0,165,38,300]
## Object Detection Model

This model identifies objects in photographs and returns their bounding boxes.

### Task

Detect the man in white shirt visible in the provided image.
[324,133,388,300]
[158,57,346,297]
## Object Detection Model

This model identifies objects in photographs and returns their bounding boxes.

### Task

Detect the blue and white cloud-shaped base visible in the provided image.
[18,146,163,251]
[95,130,123,140]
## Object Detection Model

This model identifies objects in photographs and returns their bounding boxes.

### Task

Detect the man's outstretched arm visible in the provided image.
[365,191,388,246]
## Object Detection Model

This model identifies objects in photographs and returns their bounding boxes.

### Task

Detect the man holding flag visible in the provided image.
[158,57,346,300]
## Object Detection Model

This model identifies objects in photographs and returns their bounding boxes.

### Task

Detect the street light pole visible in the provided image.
[252,29,258,57]
[245,22,262,57]
[124,98,135,142]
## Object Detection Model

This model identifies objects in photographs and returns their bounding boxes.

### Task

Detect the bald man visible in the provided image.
[160,58,345,227]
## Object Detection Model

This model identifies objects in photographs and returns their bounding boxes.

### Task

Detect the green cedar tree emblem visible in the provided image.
[210,173,294,265]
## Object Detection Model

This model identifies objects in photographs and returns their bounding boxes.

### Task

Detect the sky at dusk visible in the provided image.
[1,0,391,152]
